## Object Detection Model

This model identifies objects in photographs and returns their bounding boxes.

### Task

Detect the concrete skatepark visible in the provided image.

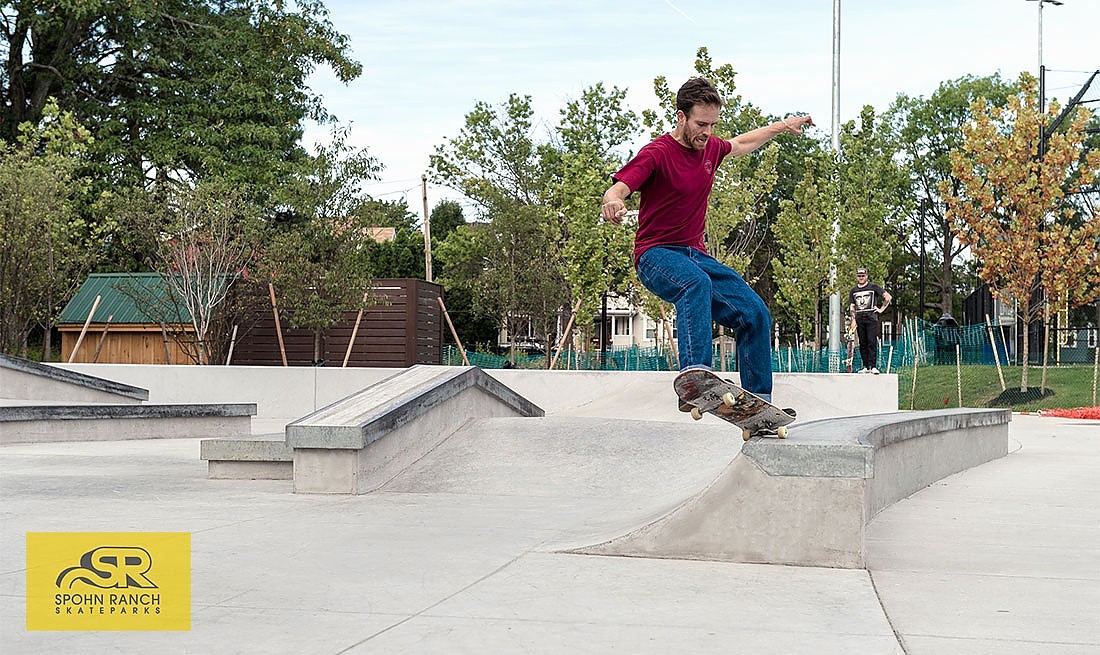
[1,357,1098,653]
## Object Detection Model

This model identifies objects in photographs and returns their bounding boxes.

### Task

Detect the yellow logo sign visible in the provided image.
[26,532,190,631]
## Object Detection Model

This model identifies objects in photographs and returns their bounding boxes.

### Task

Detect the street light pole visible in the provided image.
[1027,0,1063,113]
[827,0,842,369]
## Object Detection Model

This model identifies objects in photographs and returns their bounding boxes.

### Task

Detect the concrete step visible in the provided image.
[200,434,293,480]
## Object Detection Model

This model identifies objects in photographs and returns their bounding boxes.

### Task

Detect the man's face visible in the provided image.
[677,104,720,151]
[857,272,868,284]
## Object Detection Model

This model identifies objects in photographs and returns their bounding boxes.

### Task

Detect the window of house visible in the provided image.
[613,315,631,337]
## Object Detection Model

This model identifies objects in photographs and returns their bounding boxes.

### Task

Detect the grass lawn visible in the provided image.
[898,364,1099,412]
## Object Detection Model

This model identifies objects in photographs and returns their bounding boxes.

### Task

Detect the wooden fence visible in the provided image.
[230,279,443,367]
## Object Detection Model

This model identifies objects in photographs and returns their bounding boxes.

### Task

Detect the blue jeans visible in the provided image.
[637,246,773,399]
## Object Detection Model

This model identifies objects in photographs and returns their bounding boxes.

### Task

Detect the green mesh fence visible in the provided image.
[443,319,1013,372]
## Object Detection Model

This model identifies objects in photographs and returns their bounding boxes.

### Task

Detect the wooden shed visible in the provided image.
[58,273,197,364]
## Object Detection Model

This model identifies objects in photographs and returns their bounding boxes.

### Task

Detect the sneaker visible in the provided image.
[870,367,880,374]
[858,368,870,374]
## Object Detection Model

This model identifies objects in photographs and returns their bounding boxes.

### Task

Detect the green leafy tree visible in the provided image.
[550,83,639,353]
[0,100,97,357]
[890,74,1018,319]
[430,94,569,360]
[357,198,426,279]
[256,127,382,363]
[428,200,467,243]
[835,106,905,293]
[2,1,361,277]
[774,152,837,347]
[2,1,359,192]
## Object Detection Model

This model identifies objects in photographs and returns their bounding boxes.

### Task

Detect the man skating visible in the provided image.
[601,77,812,404]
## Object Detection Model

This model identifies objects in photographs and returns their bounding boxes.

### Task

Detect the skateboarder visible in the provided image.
[601,77,812,404]
[847,267,891,374]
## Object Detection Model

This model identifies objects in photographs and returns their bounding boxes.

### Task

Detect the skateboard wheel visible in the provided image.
[691,408,703,421]
[722,392,735,407]
[742,428,752,441]
[777,426,789,439]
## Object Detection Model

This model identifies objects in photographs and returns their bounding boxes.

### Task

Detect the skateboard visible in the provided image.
[844,323,856,373]
[673,369,794,441]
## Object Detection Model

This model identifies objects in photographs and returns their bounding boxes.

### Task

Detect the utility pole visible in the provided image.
[421,174,433,282]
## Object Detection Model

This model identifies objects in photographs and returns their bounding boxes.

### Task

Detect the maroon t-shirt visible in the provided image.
[613,133,733,264]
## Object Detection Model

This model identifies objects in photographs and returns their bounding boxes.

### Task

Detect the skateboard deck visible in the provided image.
[844,325,856,373]
[673,369,794,441]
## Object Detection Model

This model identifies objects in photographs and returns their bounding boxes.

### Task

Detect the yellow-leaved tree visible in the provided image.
[945,73,1099,393]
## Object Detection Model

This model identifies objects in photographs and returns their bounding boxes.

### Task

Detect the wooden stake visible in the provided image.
[268,283,287,367]
[659,304,679,369]
[549,299,582,370]
[91,314,114,363]
[225,324,238,365]
[68,295,101,363]
[956,344,963,407]
[985,314,1006,391]
[909,320,919,411]
[343,293,369,368]
[160,322,172,365]
[438,297,469,365]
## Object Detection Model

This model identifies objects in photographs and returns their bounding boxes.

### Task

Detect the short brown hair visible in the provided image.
[676,78,722,115]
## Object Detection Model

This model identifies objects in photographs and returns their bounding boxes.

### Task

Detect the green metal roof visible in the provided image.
[58,273,192,325]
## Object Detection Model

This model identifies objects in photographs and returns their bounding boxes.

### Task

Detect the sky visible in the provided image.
[301,0,1100,220]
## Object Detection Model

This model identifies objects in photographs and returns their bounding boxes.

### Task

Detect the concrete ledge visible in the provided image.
[578,408,1011,568]
[0,403,255,421]
[1,353,148,403]
[201,434,293,480]
[0,403,256,444]
[288,366,543,494]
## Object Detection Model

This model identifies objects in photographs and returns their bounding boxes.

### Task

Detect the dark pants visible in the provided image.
[855,314,879,369]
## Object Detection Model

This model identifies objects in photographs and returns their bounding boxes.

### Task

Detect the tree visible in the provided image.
[2,0,360,195]
[0,100,96,358]
[891,74,1018,319]
[946,73,1100,392]
[774,152,837,347]
[549,83,639,355]
[429,200,467,243]
[256,127,383,363]
[357,198,425,279]
[835,106,905,298]
[117,180,262,364]
[430,94,569,361]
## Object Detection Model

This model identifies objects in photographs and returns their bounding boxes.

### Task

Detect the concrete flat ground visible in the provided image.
[0,377,1097,653]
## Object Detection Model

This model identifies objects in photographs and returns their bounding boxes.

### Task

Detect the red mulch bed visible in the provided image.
[1039,407,1100,420]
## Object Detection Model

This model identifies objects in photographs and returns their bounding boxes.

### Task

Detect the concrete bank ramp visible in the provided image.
[380,406,1009,569]
[380,414,737,547]
[576,408,1010,568]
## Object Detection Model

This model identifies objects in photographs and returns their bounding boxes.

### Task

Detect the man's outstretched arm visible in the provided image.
[728,115,814,157]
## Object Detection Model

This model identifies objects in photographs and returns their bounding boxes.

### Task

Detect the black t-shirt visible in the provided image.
[849,283,886,316]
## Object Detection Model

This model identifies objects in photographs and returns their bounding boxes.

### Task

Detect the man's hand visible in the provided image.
[601,181,631,224]
[781,114,814,134]
[601,198,627,224]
